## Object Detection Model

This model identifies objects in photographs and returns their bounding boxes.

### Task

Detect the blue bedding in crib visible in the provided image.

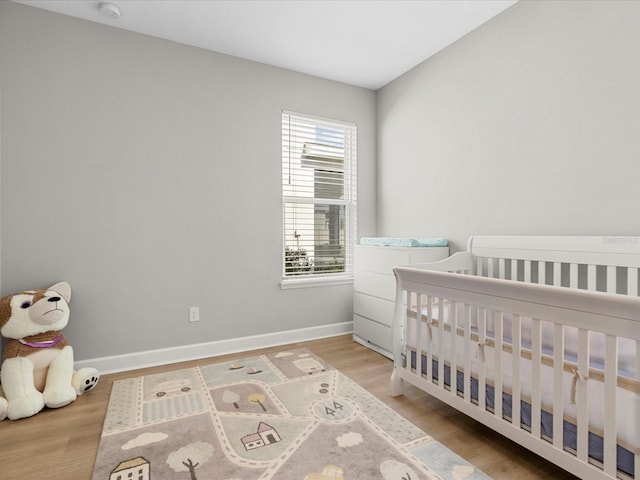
[410,352,634,476]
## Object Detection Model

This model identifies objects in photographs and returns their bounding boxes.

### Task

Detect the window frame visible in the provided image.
[280,110,357,289]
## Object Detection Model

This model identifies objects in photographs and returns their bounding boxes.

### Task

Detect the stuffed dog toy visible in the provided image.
[0,281,99,420]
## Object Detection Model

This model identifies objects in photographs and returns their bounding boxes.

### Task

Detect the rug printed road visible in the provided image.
[92,348,491,480]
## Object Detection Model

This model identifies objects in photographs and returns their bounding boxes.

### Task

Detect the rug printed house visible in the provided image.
[304,465,345,479]
[241,422,281,451]
[110,457,150,480]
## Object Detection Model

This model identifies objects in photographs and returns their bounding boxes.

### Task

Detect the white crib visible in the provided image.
[390,236,640,480]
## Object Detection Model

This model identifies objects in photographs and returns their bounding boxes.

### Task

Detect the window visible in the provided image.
[281,111,357,285]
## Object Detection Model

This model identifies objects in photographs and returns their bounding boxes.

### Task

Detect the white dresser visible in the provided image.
[353,245,449,358]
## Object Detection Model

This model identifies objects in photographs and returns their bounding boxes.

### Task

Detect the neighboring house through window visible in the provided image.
[281,110,357,286]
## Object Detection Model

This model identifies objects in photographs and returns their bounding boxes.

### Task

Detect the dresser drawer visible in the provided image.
[353,314,392,354]
[353,292,394,327]
[355,246,449,274]
[353,243,449,359]
[354,270,396,301]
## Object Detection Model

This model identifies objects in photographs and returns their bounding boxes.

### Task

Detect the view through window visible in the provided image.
[281,111,357,280]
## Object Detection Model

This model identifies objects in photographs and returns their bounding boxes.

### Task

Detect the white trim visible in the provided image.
[75,321,353,375]
[281,109,355,129]
[280,275,353,289]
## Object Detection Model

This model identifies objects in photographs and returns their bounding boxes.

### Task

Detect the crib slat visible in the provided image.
[576,328,590,464]
[403,291,408,359]
[637,339,640,382]
[437,297,445,388]
[449,301,458,398]
[531,318,542,438]
[392,237,640,480]
[607,266,616,294]
[412,293,420,378]
[494,311,503,420]
[512,314,522,428]
[628,266,638,296]
[478,307,487,410]
[401,292,408,374]
[425,295,432,381]
[463,304,471,402]
[603,334,618,477]
[477,257,483,277]
[587,264,597,291]
[538,261,546,285]
[552,323,564,449]
[570,263,578,289]
[553,262,561,286]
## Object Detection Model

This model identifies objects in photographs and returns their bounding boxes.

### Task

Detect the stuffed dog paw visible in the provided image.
[0,281,99,420]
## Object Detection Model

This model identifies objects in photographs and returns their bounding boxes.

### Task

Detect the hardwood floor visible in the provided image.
[1,334,579,479]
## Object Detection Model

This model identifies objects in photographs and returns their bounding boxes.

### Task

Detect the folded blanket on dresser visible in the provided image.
[360,237,448,247]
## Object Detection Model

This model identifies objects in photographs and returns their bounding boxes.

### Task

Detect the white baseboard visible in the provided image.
[75,321,353,375]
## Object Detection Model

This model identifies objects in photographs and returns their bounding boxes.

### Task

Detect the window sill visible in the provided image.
[280,275,354,290]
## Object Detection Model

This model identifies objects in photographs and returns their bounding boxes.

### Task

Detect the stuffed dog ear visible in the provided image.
[48,281,71,303]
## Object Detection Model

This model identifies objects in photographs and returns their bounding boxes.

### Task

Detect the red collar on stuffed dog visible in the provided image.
[18,334,64,348]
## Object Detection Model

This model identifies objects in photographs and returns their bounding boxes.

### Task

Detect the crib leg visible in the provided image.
[390,367,404,396]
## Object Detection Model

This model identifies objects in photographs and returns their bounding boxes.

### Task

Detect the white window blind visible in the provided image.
[282,110,357,281]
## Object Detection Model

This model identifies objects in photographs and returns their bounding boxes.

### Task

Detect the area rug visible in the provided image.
[92,348,491,480]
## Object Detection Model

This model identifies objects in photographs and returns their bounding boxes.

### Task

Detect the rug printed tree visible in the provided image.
[166,441,214,480]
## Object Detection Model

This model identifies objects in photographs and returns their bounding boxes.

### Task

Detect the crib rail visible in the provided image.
[391,267,640,480]
[469,235,640,296]
[404,310,639,394]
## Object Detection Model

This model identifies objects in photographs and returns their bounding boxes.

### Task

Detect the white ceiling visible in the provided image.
[13,0,517,90]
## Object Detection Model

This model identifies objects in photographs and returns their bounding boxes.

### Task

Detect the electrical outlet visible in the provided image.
[189,306,200,322]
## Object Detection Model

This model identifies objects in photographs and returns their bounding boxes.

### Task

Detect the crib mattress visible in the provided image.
[407,301,637,376]
[403,302,639,477]
[409,352,635,476]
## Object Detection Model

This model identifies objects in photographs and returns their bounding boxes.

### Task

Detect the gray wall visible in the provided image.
[377,0,640,253]
[0,2,376,360]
